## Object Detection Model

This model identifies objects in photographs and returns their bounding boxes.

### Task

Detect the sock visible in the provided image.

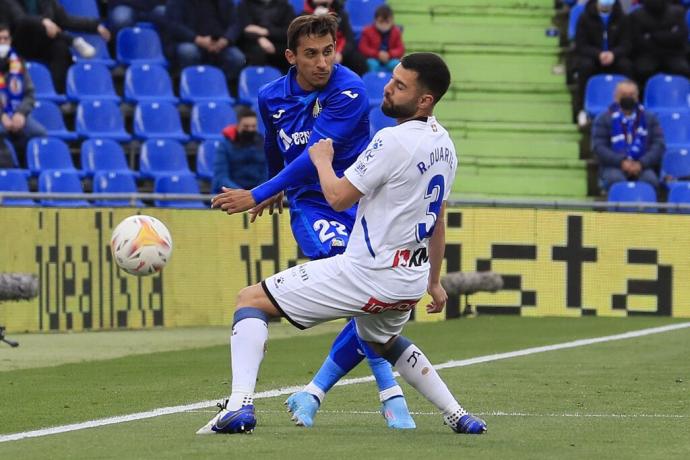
[384,336,466,418]
[227,312,269,411]
[308,319,365,402]
[358,337,403,402]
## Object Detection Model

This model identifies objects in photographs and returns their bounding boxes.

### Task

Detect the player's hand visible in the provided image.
[210,187,257,215]
[426,282,447,314]
[308,138,334,166]
[248,191,284,223]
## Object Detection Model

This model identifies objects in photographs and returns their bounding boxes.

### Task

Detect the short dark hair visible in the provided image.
[374,5,393,20]
[400,53,451,105]
[0,23,11,34]
[287,14,338,51]
[237,106,257,122]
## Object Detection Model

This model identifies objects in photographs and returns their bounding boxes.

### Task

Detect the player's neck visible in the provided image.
[397,110,433,125]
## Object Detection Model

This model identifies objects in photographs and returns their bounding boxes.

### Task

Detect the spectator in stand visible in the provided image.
[212,107,267,194]
[592,80,664,191]
[572,0,632,127]
[107,1,167,36]
[2,0,111,94]
[0,23,46,161]
[165,0,246,83]
[303,0,367,76]
[236,0,295,74]
[630,0,690,87]
[358,4,404,73]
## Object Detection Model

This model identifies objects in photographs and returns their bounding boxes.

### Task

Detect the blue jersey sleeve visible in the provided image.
[257,93,284,179]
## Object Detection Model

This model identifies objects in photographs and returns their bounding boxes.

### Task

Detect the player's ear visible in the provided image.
[285,48,297,66]
[419,93,435,110]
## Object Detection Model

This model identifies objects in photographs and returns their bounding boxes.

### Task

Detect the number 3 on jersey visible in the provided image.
[416,174,445,242]
[313,219,349,243]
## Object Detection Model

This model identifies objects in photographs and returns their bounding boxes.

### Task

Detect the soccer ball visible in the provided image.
[110,215,173,276]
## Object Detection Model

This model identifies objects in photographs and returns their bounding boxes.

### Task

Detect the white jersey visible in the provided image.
[343,116,457,298]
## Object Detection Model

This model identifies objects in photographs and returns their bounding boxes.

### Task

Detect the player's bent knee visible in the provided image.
[235,284,280,318]
[379,336,414,366]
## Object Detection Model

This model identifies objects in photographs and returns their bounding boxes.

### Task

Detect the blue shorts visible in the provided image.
[289,195,357,260]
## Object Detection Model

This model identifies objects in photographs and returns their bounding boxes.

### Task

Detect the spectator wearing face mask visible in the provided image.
[212,107,267,193]
[572,0,632,127]
[0,23,46,163]
[630,0,690,87]
[592,80,665,191]
[358,4,404,73]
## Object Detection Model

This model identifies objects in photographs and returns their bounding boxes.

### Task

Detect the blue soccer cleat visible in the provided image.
[285,391,320,427]
[196,401,256,434]
[381,396,416,429]
[445,413,487,434]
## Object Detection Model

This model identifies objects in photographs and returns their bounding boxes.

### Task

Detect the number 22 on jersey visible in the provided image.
[313,219,349,243]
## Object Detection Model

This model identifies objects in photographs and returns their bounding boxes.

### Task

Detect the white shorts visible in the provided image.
[262,255,421,343]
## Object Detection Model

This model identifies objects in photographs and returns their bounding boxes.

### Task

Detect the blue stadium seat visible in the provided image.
[190,102,237,141]
[644,74,690,113]
[369,106,395,138]
[584,74,627,117]
[657,111,690,149]
[70,33,117,68]
[26,137,78,177]
[124,64,178,104]
[2,138,19,168]
[80,139,133,178]
[154,173,206,208]
[92,170,143,207]
[38,170,90,207]
[116,27,167,67]
[237,65,282,106]
[59,0,99,17]
[179,65,234,105]
[26,61,67,103]
[66,62,120,102]
[196,139,221,181]
[0,169,35,206]
[568,3,585,41]
[660,148,690,188]
[134,102,189,142]
[668,182,690,213]
[76,100,131,141]
[607,181,657,212]
[362,71,391,108]
[289,0,303,14]
[30,101,78,140]
[139,139,190,179]
[346,0,385,39]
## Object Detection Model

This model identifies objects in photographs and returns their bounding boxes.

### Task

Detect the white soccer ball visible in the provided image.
[110,215,173,276]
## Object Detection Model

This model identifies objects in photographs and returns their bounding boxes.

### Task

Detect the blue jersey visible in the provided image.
[254,64,371,259]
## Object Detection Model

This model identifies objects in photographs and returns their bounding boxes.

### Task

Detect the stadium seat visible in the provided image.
[76,100,131,141]
[190,102,237,141]
[656,111,690,149]
[124,64,178,104]
[668,182,690,213]
[26,61,67,103]
[607,181,657,212]
[38,170,91,207]
[80,139,133,178]
[0,169,35,206]
[346,0,385,39]
[2,138,19,168]
[70,33,117,68]
[644,74,690,113]
[584,74,627,117]
[369,106,396,138]
[30,101,78,140]
[59,0,99,17]
[196,139,221,181]
[66,62,120,102]
[568,3,585,42]
[92,170,143,207]
[289,0,303,14]
[179,65,234,105]
[660,148,690,188]
[139,139,191,179]
[116,27,167,67]
[362,71,391,108]
[237,65,282,106]
[133,102,189,142]
[26,137,78,177]
[153,173,206,208]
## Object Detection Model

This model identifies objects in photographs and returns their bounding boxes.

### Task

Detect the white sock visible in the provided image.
[227,317,268,411]
[392,343,466,418]
[304,382,326,404]
[379,385,404,403]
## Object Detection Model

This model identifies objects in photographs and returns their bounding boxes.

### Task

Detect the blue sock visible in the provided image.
[358,335,400,395]
[311,319,365,394]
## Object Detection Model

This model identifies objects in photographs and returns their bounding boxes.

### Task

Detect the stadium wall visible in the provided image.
[1,207,688,333]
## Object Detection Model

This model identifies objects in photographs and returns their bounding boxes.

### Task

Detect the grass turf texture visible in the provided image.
[1,317,689,459]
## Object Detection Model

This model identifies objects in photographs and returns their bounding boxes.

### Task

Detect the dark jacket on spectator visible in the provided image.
[165,0,243,44]
[358,24,404,59]
[3,0,101,32]
[236,0,294,49]
[575,0,631,60]
[630,2,688,56]
[212,124,267,193]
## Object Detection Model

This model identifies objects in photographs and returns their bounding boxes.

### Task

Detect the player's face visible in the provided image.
[286,33,336,91]
[381,64,421,119]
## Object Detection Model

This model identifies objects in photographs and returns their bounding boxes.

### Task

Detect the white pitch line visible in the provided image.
[1,321,689,443]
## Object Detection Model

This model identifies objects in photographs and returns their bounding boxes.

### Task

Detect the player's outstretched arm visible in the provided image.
[426,201,448,314]
[308,138,363,211]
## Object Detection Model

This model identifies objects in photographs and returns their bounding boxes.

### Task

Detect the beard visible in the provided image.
[381,98,416,119]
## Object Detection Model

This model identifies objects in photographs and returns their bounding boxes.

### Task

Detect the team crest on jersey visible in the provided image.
[312,98,322,118]
[9,77,22,95]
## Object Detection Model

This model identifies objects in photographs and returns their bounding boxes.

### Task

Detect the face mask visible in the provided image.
[237,130,256,143]
[598,0,615,7]
[619,97,637,111]
[0,44,10,59]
